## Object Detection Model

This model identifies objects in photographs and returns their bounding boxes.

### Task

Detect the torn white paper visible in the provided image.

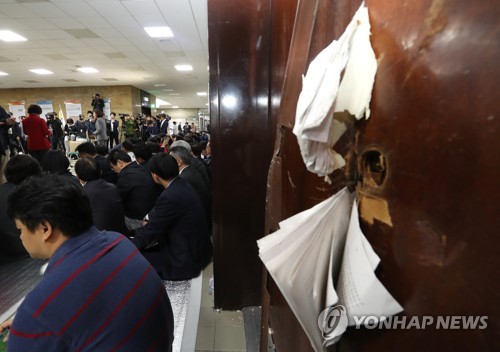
[336,200,404,326]
[334,7,378,119]
[293,3,377,176]
[257,188,353,352]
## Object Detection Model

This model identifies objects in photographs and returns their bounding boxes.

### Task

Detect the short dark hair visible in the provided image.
[5,155,41,185]
[147,136,161,144]
[149,154,179,180]
[42,150,70,174]
[75,157,101,181]
[7,174,93,237]
[108,149,131,165]
[93,109,104,118]
[169,146,192,165]
[121,138,135,152]
[191,143,202,157]
[146,141,162,154]
[75,142,97,156]
[95,144,108,156]
[27,104,42,115]
[133,144,152,162]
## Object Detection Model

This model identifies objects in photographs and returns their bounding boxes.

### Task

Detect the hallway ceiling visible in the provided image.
[0,0,209,109]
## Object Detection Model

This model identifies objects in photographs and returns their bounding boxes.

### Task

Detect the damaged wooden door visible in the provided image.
[263,0,499,350]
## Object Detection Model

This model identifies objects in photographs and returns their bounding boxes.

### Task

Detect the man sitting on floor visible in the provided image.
[74,157,129,236]
[0,174,173,351]
[131,153,212,280]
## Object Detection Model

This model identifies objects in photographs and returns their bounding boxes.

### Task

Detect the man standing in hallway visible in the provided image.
[158,114,169,137]
[91,110,108,146]
[22,104,51,165]
[109,112,119,148]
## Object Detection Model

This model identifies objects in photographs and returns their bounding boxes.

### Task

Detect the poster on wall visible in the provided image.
[8,101,25,120]
[104,98,111,119]
[65,101,83,120]
[37,100,54,118]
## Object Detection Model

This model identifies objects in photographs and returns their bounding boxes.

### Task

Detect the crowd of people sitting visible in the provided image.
[0,103,213,350]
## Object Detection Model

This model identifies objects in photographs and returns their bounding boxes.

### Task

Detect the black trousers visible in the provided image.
[29,149,49,165]
[109,132,119,148]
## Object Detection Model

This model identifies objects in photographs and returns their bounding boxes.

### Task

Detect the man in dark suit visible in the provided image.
[108,149,160,230]
[169,145,212,230]
[74,157,129,235]
[130,154,212,280]
[171,140,211,185]
[76,142,117,184]
[108,112,120,148]
[158,113,169,137]
[0,155,41,263]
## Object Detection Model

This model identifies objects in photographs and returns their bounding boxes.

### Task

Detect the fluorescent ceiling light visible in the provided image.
[154,83,167,87]
[30,69,53,75]
[0,30,27,42]
[156,99,171,106]
[172,106,179,108]
[77,67,98,73]
[175,65,193,71]
[197,92,207,96]
[0,71,8,76]
[144,27,173,38]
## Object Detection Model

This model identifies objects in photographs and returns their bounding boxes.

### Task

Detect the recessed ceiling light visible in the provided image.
[197,92,207,96]
[0,71,8,76]
[144,27,173,38]
[156,99,171,106]
[169,93,180,96]
[77,67,98,73]
[30,69,53,75]
[0,30,27,42]
[172,106,179,109]
[175,65,193,71]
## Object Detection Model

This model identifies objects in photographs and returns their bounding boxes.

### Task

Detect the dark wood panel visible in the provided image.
[208,0,274,309]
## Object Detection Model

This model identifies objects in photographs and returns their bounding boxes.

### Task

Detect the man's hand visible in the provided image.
[0,320,13,342]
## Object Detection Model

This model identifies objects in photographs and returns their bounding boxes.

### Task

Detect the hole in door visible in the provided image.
[361,150,387,187]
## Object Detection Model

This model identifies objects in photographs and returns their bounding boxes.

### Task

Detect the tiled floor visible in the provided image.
[195,262,247,352]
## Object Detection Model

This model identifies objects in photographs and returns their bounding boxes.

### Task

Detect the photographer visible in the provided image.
[91,93,104,112]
